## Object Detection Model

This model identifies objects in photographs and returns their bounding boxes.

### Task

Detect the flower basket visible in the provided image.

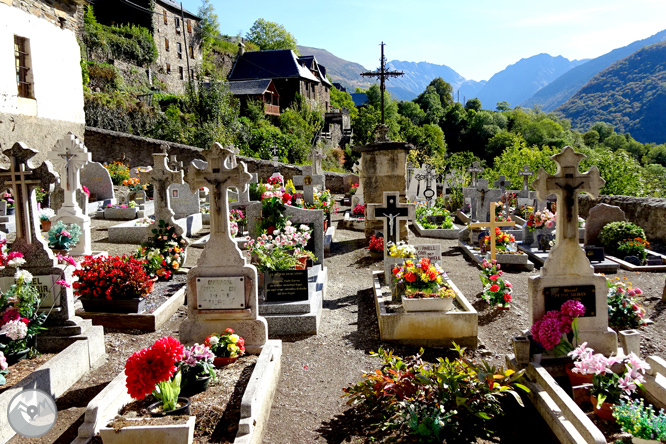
[402,295,453,312]
[80,297,145,314]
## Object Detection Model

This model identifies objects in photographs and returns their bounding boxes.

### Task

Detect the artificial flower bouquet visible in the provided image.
[125,336,185,412]
[526,209,555,232]
[73,255,153,300]
[493,201,512,222]
[106,202,137,209]
[479,259,513,307]
[613,398,666,441]
[351,204,365,217]
[230,209,246,234]
[482,227,516,252]
[47,220,82,251]
[368,234,384,254]
[387,241,416,259]
[38,208,55,222]
[259,179,292,235]
[568,343,650,409]
[514,205,534,219]
[179,343,216,381]
[349,183,359,195]
[135,219,186,280]
[531,300,586,355]
[392,257,454,299]
[205,328,246,358]
[607,278,646,329]
[122,177,145,191]
[2,192,14,209]
[244,222,315,271]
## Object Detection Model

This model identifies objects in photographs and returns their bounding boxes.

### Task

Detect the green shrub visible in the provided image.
[598,221,647,256]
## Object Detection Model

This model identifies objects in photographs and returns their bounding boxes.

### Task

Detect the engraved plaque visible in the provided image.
[415,244,442,266]
[544,285,596,317]
[304,176,312,185]
[197,277,245,309]
[0,275,60,308]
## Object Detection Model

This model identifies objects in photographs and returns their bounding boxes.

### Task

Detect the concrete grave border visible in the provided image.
[413,220,461,239]
[78,286,186,331]
[605,249,666,272]
[340,211,365,231]
[458,239,534,271]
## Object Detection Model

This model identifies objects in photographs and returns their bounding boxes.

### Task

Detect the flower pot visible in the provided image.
[402,295,453,312]
[566,363,593,386]
[213,356,238,367]
[496,305,510,311]
[180,374,211,397]
[80,297,146,314]
[5,348,29,366]
[41,220,52,231]
[147,397,191,417]
[369,250,383,260]
[7,207,14,215]
[532,353,542,364]
[590,395,615,421]
[50,248,69,257]
[294,255,308,270]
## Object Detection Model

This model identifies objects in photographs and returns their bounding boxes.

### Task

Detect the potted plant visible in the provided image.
[47,220,82,253]
[205,328,245,367]
[178,343,216,396]
[38,208,55,232]
[230,209,246,235]
[124,336,190,415]
[134,220,186,280]
[73,255,153,313]
[351,204,365,219]
[613,398,666,443]
[479,259,514,309]
[392,257,456,312]
[368,234,384,259]
[608,278,646,329]
[349,182,359,196]
[244,221,314,272]
[2,192,14,215]
[568,343,650,419]
[531,299,586,359]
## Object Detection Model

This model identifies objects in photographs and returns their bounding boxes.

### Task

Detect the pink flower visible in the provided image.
[531,316,563,350]
[561,299,585,318]
[61,230,71,238]
[56,279,71,288]
[489,274,499,281]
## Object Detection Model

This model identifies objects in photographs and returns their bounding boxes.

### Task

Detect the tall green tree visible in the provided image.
[245,18,298,51]
[197,0,220,75]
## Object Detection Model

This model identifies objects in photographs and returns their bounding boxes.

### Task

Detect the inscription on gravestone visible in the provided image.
[265,270,309,302]
[585,246,605,263]
[544,285,596,317]
[196,277,245,309]
[414,244,442,265]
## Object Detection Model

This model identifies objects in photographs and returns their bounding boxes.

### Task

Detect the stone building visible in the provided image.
[228,79,280,117]
[91,0,202,94]
[228,48,332,113]
[0,0,86,158]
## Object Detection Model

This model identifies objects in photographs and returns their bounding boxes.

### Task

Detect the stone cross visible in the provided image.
[469,202,517,261]
[351,158,364,208]
[144,147,184,236]
[169,154,183,171]
[531,146,605,274]
[406,162,414,185]
[47,133,92,255]
[463,178,489,222]
[494,175,511,196]
[518,166,534,197]
[293,165,325,205]
[236,173,258,205]
[468,161,483,187]
[270,145,280,174]
[414,164,438,207]
[187,143,253,259]
[0,143,57,245]
[309,147,326,176]
[366,192,415,256]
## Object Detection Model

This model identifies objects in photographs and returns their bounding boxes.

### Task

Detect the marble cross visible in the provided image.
[47,133,90,206]
[187,143,253,260]
[145,148,184,230]
[293,165,325,205]
[463,178,489,222]
[518,166,534,197]
[468,161,483,187]
[531,146,604,245]
[414,164,437,207]
[271,145,280,174]
[366,192,415,256]
[309,147,326,176]
[469,202,517,261]
[0,142,57,245]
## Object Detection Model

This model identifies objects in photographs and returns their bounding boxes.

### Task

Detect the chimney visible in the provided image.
[238,41,245,56]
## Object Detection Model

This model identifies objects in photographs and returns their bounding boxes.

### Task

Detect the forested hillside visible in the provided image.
[556,41,666,144]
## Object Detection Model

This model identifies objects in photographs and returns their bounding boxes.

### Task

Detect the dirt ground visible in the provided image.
[6,202,666,443]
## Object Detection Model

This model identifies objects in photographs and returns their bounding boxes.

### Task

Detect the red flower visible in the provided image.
[224,327,235,334]
[125,336,183,400]
[405,272,417,283]
[503,293,512,303]
[489,274,499,281]
[490,284,500,293]
[282,193,292,204]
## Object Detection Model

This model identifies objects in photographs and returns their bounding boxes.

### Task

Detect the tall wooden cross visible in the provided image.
[414,164,438,208]
[366,192,415,256]
[187,143,253,252]
[531,146,604,245]
[360,42,404,124]
[0,143,57,244]
[145,149,184,228]
[469,202,516,261]
[468,161,483,187]
[293,165,325,205]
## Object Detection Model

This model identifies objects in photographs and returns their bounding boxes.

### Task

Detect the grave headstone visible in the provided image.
[414,244,442,266]
[351,159,365,209]
[47,133,92,255]
[168,183,201,219]
[407,165,426,202]
[366,191,415,256]
[528,146,617,356]
[180,143,267,352]
[469,202,516,261]
[81,162,114,202]
[293,165,325,205]
[584,203,627,246]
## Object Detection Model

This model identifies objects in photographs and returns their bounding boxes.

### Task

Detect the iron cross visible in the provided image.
[360,42,404,124]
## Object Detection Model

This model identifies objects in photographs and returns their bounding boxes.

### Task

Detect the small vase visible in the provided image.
[213,356,238,367]
[294,255,308,270]
[369,250,383,260]
[566,363,593,386]
[532,353,543,364]
[180,374,211,397]
[590,395,615,421]
[148,397,191,417]
[41,220,52,232]
[7,207,14,216]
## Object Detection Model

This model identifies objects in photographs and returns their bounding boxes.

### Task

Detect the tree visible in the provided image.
[245,18,297,52]
[465,98,482,112]
[330,86,357,119]
[496,101,511,112]
[197,0,220,75]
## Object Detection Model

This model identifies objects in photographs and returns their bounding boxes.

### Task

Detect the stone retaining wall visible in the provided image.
[83,126,348,192]
[579,194,666,243]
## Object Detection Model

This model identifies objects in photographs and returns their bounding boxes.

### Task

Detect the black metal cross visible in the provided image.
[372,194,410,246]
[360,42,404,124]
[414,164,438,207]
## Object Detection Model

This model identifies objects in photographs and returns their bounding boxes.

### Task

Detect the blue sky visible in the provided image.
[180,0,666,81]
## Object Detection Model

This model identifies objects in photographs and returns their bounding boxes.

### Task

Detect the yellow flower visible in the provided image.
[172,262,179,269]
[229,334,239,344]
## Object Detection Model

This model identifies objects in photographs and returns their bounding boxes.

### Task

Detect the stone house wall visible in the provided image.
[83,126,348,193]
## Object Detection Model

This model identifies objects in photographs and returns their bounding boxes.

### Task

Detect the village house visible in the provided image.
[90,0,202,94]
[0,0,86,157]
[228,79,280,117]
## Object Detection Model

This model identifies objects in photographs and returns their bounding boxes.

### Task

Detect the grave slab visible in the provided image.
[413,220,461,239]
[340,211,365,231]
[458,239,534,271]
[518,244,620,274]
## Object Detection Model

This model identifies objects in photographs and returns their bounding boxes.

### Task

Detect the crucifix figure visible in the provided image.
[531,146,605,273]
[360,42,404,124]
[469,202,517,261]
[463,178,489,222]
[366,192,415,256]
[144,148,185,237]
[293,165,325,205]
[414,164,438,208]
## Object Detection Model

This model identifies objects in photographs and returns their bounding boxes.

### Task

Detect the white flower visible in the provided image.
[1,319,27,340]
[14,269,32,284]
[7,257,26,268]
[208,336,219,345]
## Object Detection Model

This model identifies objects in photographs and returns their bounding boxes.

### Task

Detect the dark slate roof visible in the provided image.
[333,83,346,92]
[297,55,332,87]
[228,79,276,96]
[155,0,200,19]
[229,50,318,82]
[351,93,369,107]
